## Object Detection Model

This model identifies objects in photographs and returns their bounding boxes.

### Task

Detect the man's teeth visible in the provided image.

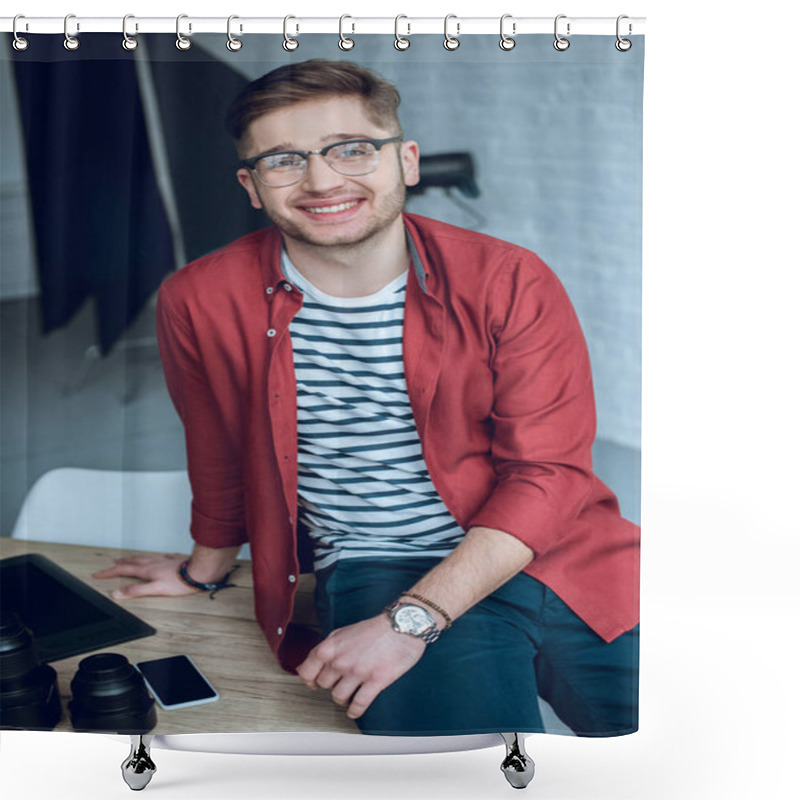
[305,201,359,214]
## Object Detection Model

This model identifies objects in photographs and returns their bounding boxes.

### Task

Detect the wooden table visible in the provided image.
[0,538,358,735]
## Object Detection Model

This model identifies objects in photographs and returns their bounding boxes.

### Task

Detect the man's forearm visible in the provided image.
[296,527,534,719]
[186,543,242,583]
[399,526,534,629]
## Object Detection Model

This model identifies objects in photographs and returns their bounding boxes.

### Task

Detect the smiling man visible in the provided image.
[95,59,640,737]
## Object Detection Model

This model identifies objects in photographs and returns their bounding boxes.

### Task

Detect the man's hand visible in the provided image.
[296,615,426,720]
[92,553,200,600]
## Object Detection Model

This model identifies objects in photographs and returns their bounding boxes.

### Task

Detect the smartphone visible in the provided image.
[135,655,219,710]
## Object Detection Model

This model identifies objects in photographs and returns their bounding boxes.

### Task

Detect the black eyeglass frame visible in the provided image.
[239,136,404,182]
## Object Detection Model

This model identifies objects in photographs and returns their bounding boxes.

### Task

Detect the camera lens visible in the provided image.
[69,652,156,733]
[0,613,62,730]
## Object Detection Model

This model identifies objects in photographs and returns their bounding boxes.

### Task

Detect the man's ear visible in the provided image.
[400,140,421,188]
[236,169,263,210]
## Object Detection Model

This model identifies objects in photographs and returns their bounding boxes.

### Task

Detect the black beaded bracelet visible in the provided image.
[178,560,239,600]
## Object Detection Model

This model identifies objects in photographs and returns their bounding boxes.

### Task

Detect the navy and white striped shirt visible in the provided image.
[282,251,465,570]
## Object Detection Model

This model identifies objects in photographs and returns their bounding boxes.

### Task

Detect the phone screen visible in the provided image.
[135,655,218,709]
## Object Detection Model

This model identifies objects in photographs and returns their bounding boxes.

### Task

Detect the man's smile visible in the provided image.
[296,198,366,219]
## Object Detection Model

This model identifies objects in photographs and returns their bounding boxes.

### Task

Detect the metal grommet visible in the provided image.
[553,14,570,51]
[122,15,138,51]
[63,14,80,51]
[12,15,29,51]
[616,15,632,51]
[283,15,299,51]
[176,13,191,51]
[499,14,516,51]
[267,328,277,337]
[394,15,410,50]
[227,15,243,51]
[338,14,355,50]
[443,14,460,51]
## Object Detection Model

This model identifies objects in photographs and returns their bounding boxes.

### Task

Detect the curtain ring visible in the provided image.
[394,15,410,51]
[339,15,355,50]
[63,13,80,51]
[12,15,29,51]
[283,15,299,51]
[122,15,138,51]
[553,14,570,51]
[616,15,632,51]
[443,14,460,51]
[499,14,516,51]
[227,15,243,51]
[176,14,191,50]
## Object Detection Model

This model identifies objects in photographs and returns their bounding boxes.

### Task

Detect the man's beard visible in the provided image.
[258,178,408,250]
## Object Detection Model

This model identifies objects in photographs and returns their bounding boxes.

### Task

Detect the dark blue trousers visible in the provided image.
[314,558,639,737]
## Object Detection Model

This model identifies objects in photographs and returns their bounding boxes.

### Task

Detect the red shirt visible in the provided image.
[157,213,640,671]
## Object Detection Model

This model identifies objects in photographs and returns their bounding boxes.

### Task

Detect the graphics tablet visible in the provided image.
[0,553,156,662]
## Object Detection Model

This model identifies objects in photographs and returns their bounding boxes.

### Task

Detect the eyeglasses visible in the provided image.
[240,136,404,188]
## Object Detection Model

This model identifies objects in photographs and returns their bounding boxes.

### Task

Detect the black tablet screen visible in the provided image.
[1,554,156,662]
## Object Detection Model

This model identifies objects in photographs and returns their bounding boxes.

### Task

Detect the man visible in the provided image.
[95,59,639,737]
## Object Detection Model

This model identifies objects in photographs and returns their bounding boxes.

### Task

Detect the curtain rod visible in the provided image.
[1,16,646,36]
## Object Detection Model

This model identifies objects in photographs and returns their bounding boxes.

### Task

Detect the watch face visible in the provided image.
[394,604,434,635]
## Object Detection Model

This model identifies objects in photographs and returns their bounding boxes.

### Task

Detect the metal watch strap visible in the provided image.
[415,626,442,645]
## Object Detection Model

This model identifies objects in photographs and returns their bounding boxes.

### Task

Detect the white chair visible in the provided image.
[10,467,250,559]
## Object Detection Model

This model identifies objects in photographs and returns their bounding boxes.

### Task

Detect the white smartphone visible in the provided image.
[135,654,219,710]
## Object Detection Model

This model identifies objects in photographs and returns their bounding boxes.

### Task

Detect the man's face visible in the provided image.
[236,96,420,249]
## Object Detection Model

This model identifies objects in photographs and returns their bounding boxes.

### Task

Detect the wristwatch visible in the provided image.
[384,600,441,644]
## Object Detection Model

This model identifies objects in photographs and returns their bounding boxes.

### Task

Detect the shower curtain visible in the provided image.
[1,27,643,740]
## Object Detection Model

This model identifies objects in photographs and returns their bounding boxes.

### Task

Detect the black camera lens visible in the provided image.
[0,613,62,730]
[68,652,156,733]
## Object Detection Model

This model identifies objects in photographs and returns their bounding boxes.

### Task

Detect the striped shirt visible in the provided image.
[281,251,466,570]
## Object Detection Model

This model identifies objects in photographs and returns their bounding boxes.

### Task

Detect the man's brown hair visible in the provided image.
[225,59,403,156]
